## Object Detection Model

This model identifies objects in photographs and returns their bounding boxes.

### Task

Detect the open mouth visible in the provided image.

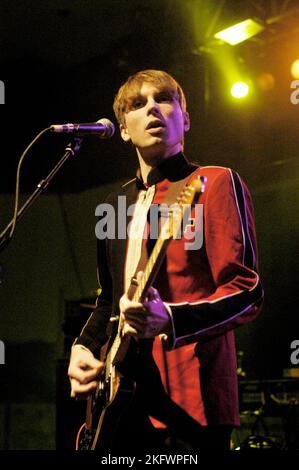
[146,120,165,130]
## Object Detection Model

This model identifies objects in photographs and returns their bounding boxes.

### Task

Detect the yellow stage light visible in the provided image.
[291,60,299,79]
[256,73,275,91]
[214,19,265,46]
[231,82,249,99]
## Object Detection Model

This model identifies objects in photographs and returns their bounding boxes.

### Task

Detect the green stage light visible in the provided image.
[231,82,249,99]
[214,19,265,46]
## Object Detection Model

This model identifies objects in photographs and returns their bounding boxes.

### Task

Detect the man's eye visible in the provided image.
[156,94,173,103]
[131,100,144,109]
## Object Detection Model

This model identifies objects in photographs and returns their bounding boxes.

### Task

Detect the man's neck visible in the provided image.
[136,147,182,184]
[138,158,156,184]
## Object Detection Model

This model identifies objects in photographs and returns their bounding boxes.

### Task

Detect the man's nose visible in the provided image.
[146,98,160,114]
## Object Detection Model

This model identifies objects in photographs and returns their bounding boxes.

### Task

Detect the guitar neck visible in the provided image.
[107,229,171,367]
[132,234,172,303]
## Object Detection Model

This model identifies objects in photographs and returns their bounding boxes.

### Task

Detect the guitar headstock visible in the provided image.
[176,175,207,206]
[160,175,207,241]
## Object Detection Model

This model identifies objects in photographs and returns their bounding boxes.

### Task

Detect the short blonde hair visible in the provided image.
[113,69,187,125]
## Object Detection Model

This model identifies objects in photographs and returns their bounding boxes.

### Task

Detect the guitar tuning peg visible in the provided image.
[198,175,207,192]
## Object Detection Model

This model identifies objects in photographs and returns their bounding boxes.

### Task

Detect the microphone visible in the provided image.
[50,118,115,138]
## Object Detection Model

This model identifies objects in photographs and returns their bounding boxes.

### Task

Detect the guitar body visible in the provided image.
[92,375,135,451]
[78,364,136,450]
[78,331,136,451]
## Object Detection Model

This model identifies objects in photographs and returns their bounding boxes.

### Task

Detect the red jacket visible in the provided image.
[76,153,263,426]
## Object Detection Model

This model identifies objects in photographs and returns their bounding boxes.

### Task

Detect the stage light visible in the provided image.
[291,59,299,79]
[231,82,249,99]
[256,73,275,92]
[214,19,265,46]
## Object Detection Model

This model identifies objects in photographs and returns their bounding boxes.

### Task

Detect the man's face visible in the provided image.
[120,82,190,161]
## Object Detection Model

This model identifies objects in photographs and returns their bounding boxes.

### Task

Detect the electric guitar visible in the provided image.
[77,175,206,451]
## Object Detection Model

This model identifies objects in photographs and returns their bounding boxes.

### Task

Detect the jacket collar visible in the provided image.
[135,152,198,189]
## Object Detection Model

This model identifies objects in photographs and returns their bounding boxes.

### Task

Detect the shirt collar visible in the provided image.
[135,152,198,189]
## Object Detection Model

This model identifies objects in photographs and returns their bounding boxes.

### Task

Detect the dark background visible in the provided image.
[0,0,298,450]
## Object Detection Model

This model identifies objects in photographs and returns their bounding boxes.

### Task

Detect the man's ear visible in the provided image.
[183,111,190,132]
[120,123,131,142]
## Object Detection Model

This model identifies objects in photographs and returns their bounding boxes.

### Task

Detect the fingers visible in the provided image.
[144,286,159,302]
[123,313,147,328]
[76,356,103,372]
[123,322,139,337]
[122,312,159,338]
[68,352,103,380]
[68,346,104,399]
[68,365,102,398]
[70,378,99,399]
[136,272,159,302]
[70,345,102,367]
[120,295,146,314]
[80,355,103,369]
[68,363,102,385]
[119,277,167,339]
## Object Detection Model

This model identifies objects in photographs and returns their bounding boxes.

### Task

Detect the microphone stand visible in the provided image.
[0,136,83,254]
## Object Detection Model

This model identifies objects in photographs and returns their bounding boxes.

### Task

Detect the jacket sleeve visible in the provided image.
[164,169,264,349]
[74,204,113,357]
